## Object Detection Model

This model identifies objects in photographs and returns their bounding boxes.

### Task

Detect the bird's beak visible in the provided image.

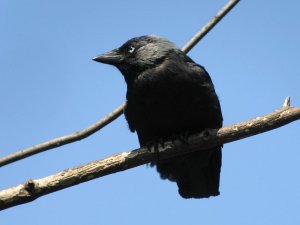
[92,49,123,65]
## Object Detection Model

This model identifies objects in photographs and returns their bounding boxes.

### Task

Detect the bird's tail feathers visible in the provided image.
[155,147,222,198]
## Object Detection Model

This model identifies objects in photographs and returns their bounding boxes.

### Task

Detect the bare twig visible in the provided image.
[182,0,240,53]
[0,103,125,167]
[0,0,240,167]
[1,97,299,211]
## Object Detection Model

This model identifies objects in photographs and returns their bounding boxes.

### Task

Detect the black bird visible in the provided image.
[93,35,223,198]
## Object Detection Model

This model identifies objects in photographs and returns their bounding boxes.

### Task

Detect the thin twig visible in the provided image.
[0,103,125,167]
[0,0,240,167]
[182,0,240,53]
[0,97,299,211]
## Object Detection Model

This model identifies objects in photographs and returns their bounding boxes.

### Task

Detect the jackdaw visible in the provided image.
[93,35,223,198]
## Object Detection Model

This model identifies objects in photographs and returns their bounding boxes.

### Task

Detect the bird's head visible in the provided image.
[93,35,179,79]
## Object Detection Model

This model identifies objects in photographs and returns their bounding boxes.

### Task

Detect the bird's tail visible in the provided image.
[156,147,222,198]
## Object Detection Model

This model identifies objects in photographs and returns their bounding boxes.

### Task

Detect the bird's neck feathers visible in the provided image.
[116,64,143,85]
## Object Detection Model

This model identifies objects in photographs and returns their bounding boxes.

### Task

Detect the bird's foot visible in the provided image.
[146,138,166,160]
[170,131,190,145]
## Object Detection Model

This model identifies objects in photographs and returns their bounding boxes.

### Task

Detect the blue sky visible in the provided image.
[1,1,300,224]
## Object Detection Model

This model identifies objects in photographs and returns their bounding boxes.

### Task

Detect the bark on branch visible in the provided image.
[1,98,299,211]
[0,0,240,167]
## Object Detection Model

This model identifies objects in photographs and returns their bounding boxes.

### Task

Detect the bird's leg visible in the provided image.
[179,131,190,144]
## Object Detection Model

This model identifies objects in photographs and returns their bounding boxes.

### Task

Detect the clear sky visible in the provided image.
[1,1,300,224]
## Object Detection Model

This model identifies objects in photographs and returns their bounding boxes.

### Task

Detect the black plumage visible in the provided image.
[93,35,223,198]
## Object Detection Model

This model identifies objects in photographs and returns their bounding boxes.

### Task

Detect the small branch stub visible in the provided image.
[283,96,291,107]
[24,180,35,193]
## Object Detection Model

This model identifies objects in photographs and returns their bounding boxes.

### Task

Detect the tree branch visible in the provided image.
[1,97,299,211]
[0,0,240,167]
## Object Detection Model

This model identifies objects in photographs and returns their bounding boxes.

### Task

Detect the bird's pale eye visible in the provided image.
[128,46,135,53]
